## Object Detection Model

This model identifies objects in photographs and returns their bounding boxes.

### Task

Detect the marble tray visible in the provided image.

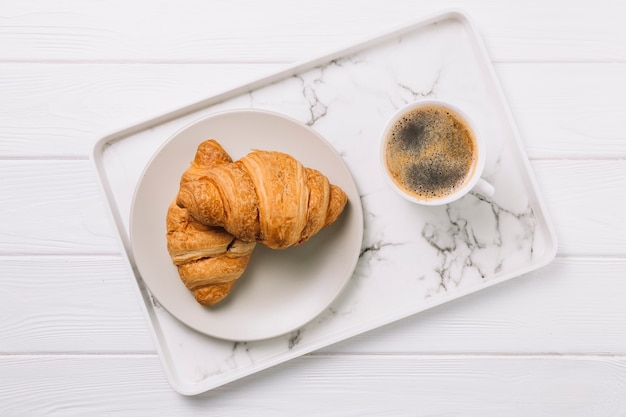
[90,9,557,395]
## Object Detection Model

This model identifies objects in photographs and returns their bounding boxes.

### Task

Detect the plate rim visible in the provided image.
[129,108,364,341]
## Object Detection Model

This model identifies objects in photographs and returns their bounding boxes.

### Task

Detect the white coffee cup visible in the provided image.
[380,99,494,206]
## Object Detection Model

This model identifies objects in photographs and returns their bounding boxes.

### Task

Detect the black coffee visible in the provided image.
[384,104,477,201]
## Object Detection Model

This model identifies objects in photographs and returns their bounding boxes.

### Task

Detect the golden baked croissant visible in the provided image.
[166,201,255,305]
[176,145,348,250]
[166,140,255,306]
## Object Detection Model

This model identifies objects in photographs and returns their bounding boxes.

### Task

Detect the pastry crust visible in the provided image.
[190,282,235,306]
[177,145,348,250]
[176,161,260,243]
[166,202,234,265]
[167,138,348,306]
[180,139,233,184]
[165,140,256,306]
[177,252,254,288]
[240,150,309,249]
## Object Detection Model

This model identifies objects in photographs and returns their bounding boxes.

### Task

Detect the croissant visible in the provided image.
[176,145,348,250]
[166,201,255,305]
[166,140,255,306]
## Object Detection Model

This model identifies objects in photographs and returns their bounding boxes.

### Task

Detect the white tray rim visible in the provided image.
[89,8,558,395]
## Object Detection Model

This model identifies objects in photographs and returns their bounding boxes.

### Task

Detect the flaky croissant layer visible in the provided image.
[166,201,255,306]
[167,139,348,307]
[166,140,255,306]
[177,147,348,250]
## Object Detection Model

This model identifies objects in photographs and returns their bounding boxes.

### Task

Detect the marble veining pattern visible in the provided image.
[102,16,554,391]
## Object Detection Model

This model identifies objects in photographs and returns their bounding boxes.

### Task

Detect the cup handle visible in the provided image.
[472,178,495,198]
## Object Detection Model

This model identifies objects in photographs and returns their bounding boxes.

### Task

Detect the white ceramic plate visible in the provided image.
[130,109,363,341]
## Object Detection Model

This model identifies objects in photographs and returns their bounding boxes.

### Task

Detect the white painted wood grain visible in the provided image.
[2,256,625,355]
[1,0,625,411]
[1,354,625,416]
[497,63,626,159]
[0,63,279,157]
[0,160,116,254]
[1,63,624,158]
[1,0,624,63]
[0,160,622,255]
[0,256,153,353]
[532,160,626,256]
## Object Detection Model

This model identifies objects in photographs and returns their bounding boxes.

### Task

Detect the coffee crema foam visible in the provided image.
[384,104,477,201]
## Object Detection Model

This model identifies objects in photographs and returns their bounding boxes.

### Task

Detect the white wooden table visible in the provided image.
[2,0,625,415]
